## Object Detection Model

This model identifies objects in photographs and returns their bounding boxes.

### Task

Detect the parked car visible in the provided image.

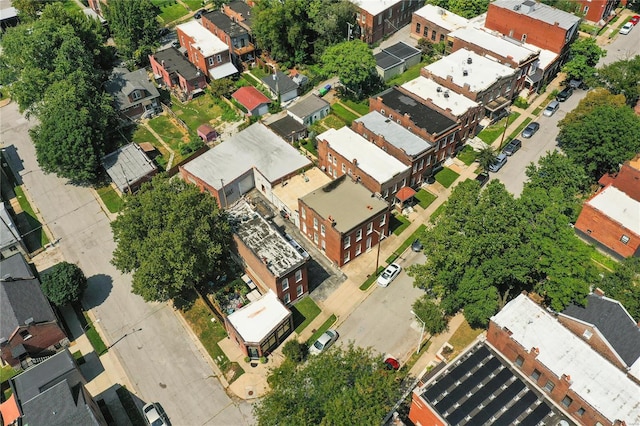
[194,9,205,19]
[620,22,634,35]
[502,139,522,156]
[377,263,402,287]
[521,122,540,138]
[309,329,338,355]
[556,87,573,102]
[543,100,560,117]
[475,172,490,187]
[143,403,167,426]
[411,239,423,252]
[384,355,400,371]
[568,79,585,90]
[631,15,640,25]
[489,153,508,172]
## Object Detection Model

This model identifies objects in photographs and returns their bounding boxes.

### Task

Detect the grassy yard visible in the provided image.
[322,114,347,130]
[133,126,170,170]
[291,297,322,334]
[96,186,123,214]
[182,0,202,10]
[435,167,459,188]
[301,139,318,157]
[306,315,337,345]
[1,365,18,383]
[386,224,427,264]
[506,117,532,143]
[83,312,108,355]
[153,0,189,25]
[446,319,484,360]
[331,103,359,125]
[61,0,82,13]
[360,266,385,291]
[342,99,369,115]
[477,112,521,144]
[147,116,188,164]
[589,246,618,271]
[240,73,262,88]
[387,61,429,87]
[250,67,269,81]
[430,202,446,223]
[14,186,49,248]
[390,213,411,236]
[415,189,437,209]
[170,95,240,132]
[456,145,477,165]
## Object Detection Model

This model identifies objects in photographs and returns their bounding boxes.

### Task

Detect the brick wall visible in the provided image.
[410,14,453,45]
[357,0,423,44]
[575,203,640,258]
[176,27,232,76]
[1,324,67,367]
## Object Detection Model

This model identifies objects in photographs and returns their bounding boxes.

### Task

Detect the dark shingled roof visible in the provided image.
[375,51,402,70]
[383,41,421,61]
[561,294,640,368]
[262,71,298,95]
[268,115,307,140]
[153,47,202,81]
[376,87,457,136]
[0,254,56,340]
[227,0,253,28]
[202,9,249,38]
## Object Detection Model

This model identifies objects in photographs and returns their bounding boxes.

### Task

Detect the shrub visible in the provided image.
[513,97,529,109]
[282,339,308,363]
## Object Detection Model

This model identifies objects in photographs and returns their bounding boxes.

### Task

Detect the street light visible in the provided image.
[410,310,425,355]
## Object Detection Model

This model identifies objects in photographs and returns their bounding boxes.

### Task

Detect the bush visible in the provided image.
[282,339,308,362]
[513,97,529,109]
[41,262,87,306]
[260,356,267,364]
[179,138,205,155]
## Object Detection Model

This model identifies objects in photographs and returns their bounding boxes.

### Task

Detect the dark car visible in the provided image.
[521,122,540,138]
[503,138,522,156]
[411,239,423,252]
[556,87,573,102]
[194,9,205,19]
[475,172,489,187]
[158,28,170,37]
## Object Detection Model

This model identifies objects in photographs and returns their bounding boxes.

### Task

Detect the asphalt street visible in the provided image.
[0,103,254,426]
[598,24,640,66]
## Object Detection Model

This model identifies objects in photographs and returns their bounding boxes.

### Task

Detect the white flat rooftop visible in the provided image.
[401,76,479,117]
[413,4,469,31]
[176,20,228,57]
[587,186,640,235]
[492,294,640,425]
[227,290,290,343]
[424,48,517,93]
[450,27,539,64]
[522,42,558,70]
[318,127,410,184]
[354,111,432,157]
[271,167,331,216]
[355,0,402,16]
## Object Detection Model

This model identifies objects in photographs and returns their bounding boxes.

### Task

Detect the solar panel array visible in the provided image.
[420,343,558,426]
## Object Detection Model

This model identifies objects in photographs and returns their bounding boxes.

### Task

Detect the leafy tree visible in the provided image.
[559,88,626,127]
[447,0,490,18]
[562,55,596,82]
[254,344,401,425]
[569,38,605,67]
[12,0,56,21]
[29,75,117,183]
[595,56,640,105]
[111,176,234,302]
[599,257,640,321]
[105,0,159,64]
[321,40,377,96]
[476,146,497,173]
[211,78,236,98]
[307,0,357,60]
[282,340,308,363]
[557,103,640,180]
[412,296,448,335]
[41,262,88,306]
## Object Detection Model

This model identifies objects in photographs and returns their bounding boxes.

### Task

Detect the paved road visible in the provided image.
[336,248,427,363]
[598,23,640,66]
[0,103,254,426]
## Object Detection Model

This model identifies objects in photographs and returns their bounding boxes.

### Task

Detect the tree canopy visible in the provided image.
[111,176,234,302]
[426,0,490,18]
[412,296,448,335]
[595,55,640,105]
[253,344,401,425]
[41,262,88,306]
[12,0,56,21]
[105,0,159,65]
[321,40,379,97]
[562,38,605,81]
[598,257,640,321]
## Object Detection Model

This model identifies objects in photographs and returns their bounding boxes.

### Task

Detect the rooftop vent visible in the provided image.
[25,317,34,326]
[467,57,472,64]
[444,91,450,98]
[462,69,468,76]
[513,4,521,11]
[437,86,442,92]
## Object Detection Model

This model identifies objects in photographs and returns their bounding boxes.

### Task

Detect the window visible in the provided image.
[302,222,307,233]
[544,380,555,392]
[131,90,142,101]
[297,285,303,297]
[313,232,318,243]
[301,207,306,219]
[356,229,363,242]
[281,278,289,291]
[415,23,421,33]
[344,251,351,263]
[284,293,291,304]
[313,218,318,230]
[380,214,386,226]
[521,34,527,42]
[439,34,445,42]
[321,239,326,251]
[320,224,325,236]
[342,163,346,173]
[431,30,436,41]
[423,26,429,37]
[530,369,541,381]
[583,5,589,13]
[515,355,524,367]
[621,235,630,244]
[367,222,373,235]
[577,408,585,416]
[562,396,573,408]
[413,163,418,173]
[419,158,424,170]
[344,236,351,249]
[355,243,362,256]
[295,270,303,282]
[383,188,389,198]
[328,153,332,163]
[208,57,214,66]
[388,8,392,18]
[216,54,222,62]
[333,157,337,166]
[378,14,382,25]
[362,14,365,23]
[19,330,32,340]
[380,109,385,115]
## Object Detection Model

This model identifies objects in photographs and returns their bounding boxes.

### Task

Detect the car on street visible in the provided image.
[556,87,573,102]
[411,239,423,252]
[377,263,402,287]
[384,355,400,371]
[489,153,508,172]
[194,9,205,19]
[631,15,640,25]
[475,172,490,187]
[143,403,167,426]
[619,22,634,35]
[543,100,560,117]
[521,122,540,138]
[502,139,522,156]
[309,329,339,355]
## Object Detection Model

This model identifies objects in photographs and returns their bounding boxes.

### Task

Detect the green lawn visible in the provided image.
[250,67,269,81]
[291,297,321,334]
[390,213,411,236]
[506,117,532,143]
[240,73,262,88]
[322,114,347,129]
[170,94,240,132]
[342,99,369,115]
[1,365,18,383]
[14,186,49,248]
[96,186,123,214]
[387,61,429,87]
[83,312,108,355]
[386,224,427,264]
[435,168,459,188]
[415,189,437,209]
[588,246,618,271]
[306,315,337,345]
[532,106,542,116]
[430,203,446,223]
[301,139,318,157]
[147,115,188,164]
[456,145,477,165]
[446,320,484,360]
[133,126,170,170]
[182,0,202,10]
[477,112,521,144]
[331,103,359,125]
[60,0,82,13]
[153,0,189,25]
[360,267,385,291]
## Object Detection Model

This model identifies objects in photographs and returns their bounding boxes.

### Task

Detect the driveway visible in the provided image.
[336,249,427,362]
[0,102,254,426]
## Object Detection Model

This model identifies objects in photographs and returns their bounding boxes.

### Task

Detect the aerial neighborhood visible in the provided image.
[1,0,639,425]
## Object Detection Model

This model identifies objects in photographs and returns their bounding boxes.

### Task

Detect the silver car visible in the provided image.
[543,100,559,117]
[143,403,167,426]
[309,329,339,355]
[377,263,402,287]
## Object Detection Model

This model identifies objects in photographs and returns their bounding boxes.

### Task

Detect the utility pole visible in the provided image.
[411,310,426,355]
[347,22,353,41]
[498,109,511,148]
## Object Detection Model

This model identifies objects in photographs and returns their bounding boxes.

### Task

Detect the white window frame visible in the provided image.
[131,90,142,101]
[344,235,351,249]
[344,251,351,263]
[208,57,214,66]
[380,214,386,226]
[296,285,303,297]
[355,243,362,256]
[281,278,289,291]
[356,229,362,242]
[216,54,222,62]
[295,270,302,282]
[367,222,373,235]
[313,217,318,230]
[301,207,306,219]
[284,293,291,304]
[320,224,325,236]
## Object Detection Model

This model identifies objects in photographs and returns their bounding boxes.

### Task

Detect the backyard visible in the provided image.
[152,0,189,25]
[170,95,242,133]
[132,125,171,170]
[147,116,189,165]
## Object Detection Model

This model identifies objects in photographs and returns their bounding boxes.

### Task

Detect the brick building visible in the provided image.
[316,127,411,203]
[222,0,254,33]
[355,0,425,44]
[352,111,434,188]
[369,87,459,170]
[410,4,468,46]
[228,200,308,305]
[400,76,483,142]
[298,176,390,267]
[201,9,255,63]
[575,0,618,24]
[422,49,518,120]
[175,21,238,80]
[149,47,207,100]
[487,293,640,426]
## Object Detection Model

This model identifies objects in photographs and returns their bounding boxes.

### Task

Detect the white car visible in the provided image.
[143,403,167,426]
[377,263,402,287]
[309,329,339,355]
[620,22,633,35]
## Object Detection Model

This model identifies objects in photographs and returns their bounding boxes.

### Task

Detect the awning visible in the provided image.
[396,186,416,202]
[485,96,510,112]
[526,69,544,85]
[209,62,239,80]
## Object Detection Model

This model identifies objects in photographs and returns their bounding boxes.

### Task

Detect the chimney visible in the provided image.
[562,374,573,384]
[352,158,358,165]
[593,288,605,297]
[467,57,472,64]
[530,347,540,357]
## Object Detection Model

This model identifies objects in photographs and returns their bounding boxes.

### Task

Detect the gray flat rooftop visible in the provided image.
[287,95,329,119]
[0,202,19,249]
[354,112,433,157]
[300,176,388,234]
[492,0,580,30]
[182,122,311,190]
[228,199,305,277]
[102,143,157,193]
[450,27,539,63]
[401,76,479,117]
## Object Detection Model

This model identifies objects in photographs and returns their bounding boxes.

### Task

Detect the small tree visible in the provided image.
[412,296,448,335]
[477,146,497,173]
[41,262,88,306]
[282,339,308,363]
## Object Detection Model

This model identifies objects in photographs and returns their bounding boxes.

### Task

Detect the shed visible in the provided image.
[197,124,218,142]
